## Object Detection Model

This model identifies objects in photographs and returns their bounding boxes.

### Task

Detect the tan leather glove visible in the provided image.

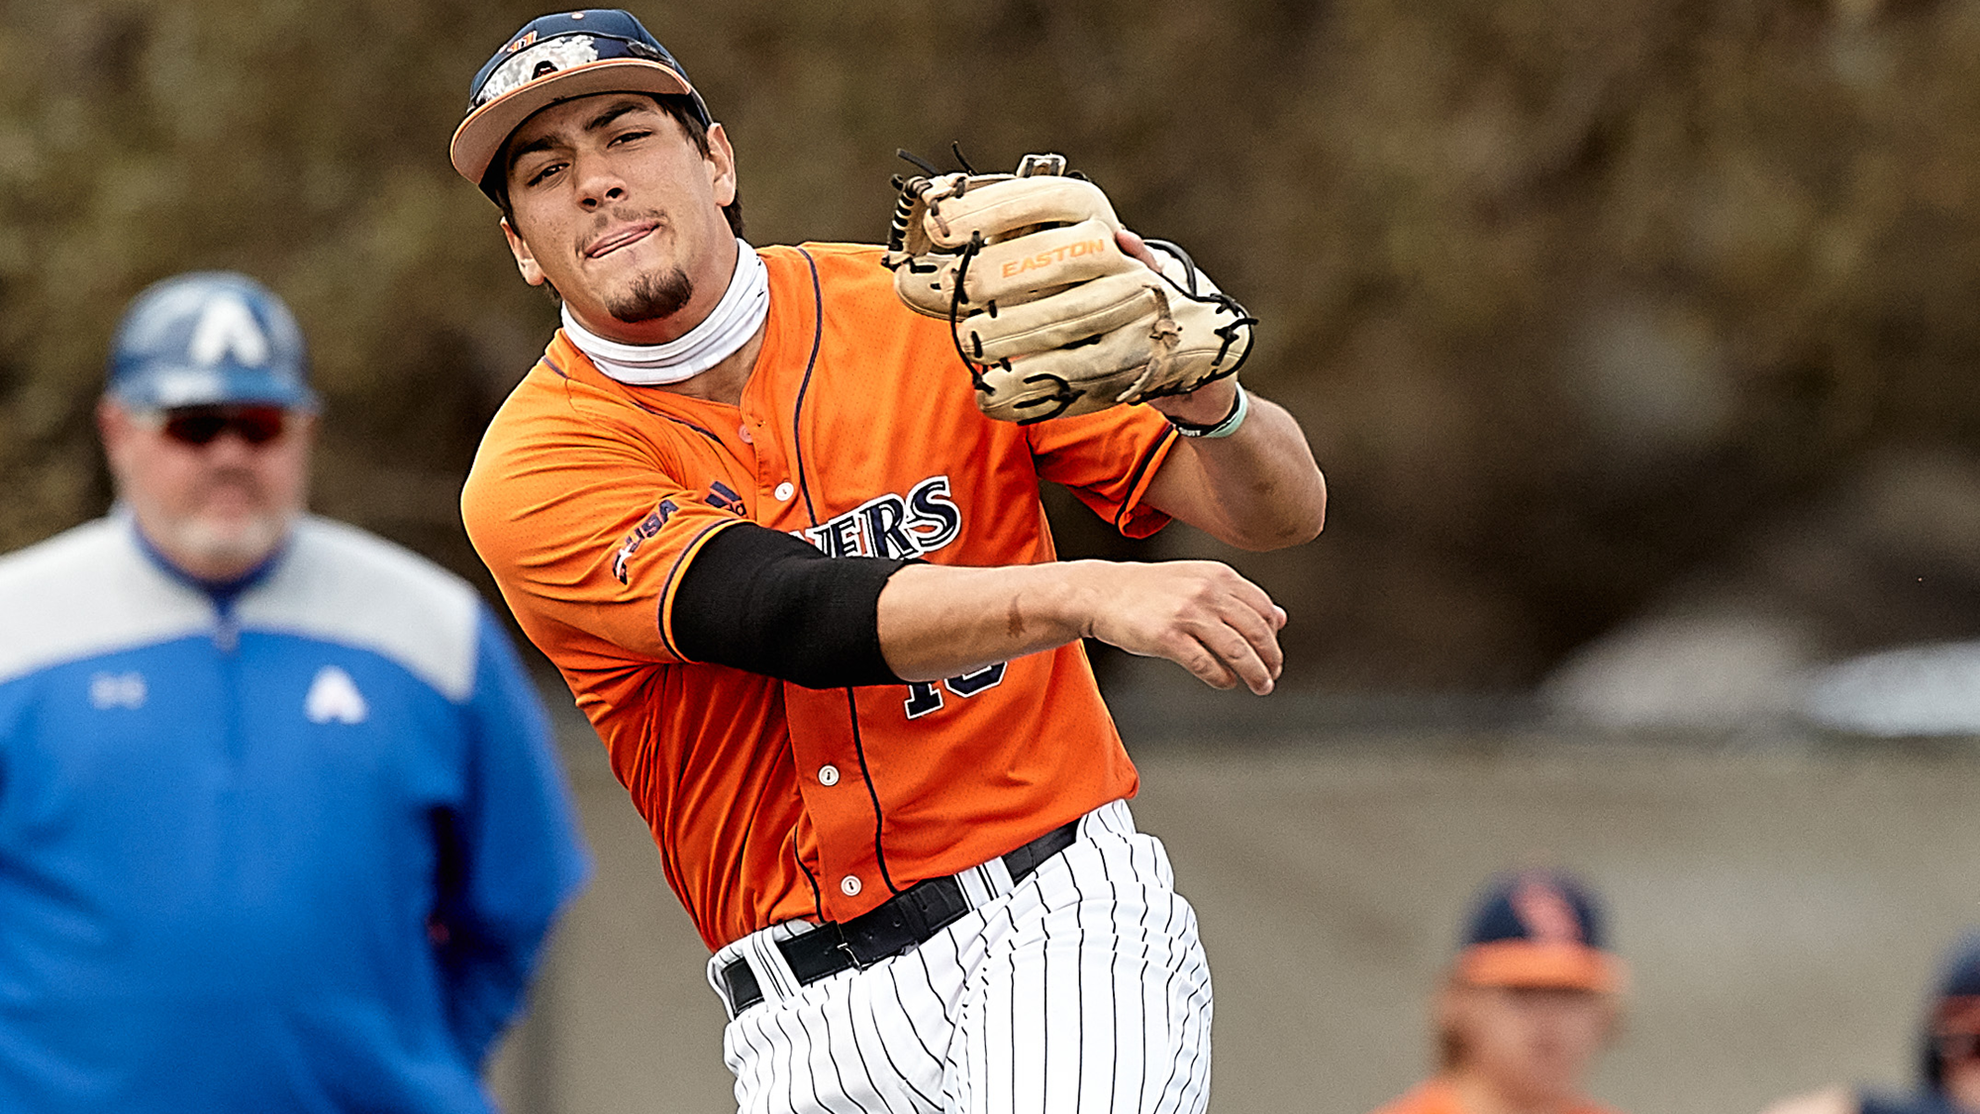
[884,153,1254,424]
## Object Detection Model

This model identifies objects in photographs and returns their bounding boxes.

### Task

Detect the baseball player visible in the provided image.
[1369,870,1628,1114]
[0,272,590,1111]
[1763,934,1980,1114]
[448,9,1325,1114]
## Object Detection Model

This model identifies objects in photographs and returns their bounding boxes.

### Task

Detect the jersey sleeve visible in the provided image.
[430,605,591,1064]
[462,390,751,669]
[1025,403,1180,539]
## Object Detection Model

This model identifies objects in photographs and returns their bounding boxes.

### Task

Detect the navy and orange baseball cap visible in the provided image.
[1922,934,1980,1089]
[1453,870,1625,994]
[450,9,712,192]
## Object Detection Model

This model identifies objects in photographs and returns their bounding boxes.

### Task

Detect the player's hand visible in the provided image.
[1069,560,1287,694]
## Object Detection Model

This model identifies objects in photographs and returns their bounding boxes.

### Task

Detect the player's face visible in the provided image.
[500,94,739,345]
[1941,1034,1980,1114]
[1443,985,1613,1108]
[98,399,314,581]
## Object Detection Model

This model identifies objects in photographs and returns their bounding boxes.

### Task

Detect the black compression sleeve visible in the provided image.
[670,524,913,688]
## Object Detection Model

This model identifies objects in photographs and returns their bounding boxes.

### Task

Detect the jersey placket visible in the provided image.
[738,409,797,533]
[746,349,895,920]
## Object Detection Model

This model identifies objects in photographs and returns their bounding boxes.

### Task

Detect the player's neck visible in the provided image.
[644,320,764,406]
[560,238,768,402]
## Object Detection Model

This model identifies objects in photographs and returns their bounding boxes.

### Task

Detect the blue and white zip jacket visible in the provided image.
[0,513,589,1113]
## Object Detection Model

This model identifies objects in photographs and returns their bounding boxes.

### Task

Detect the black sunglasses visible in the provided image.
[158,407,290,447]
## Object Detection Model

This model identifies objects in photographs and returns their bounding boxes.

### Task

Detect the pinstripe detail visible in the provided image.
[869,956,942,1096]
[707,801,1212,1114]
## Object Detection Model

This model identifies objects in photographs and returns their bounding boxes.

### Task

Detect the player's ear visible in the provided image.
[502,217,548,287]
[97,397,141,487]
[705,123,738,209]
[1431,982,1471,1070]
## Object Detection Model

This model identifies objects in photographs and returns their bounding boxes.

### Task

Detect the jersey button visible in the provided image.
[775,481,795,501]
[818,764,840,786]
[840,875,862,897]
[737,425,754,444]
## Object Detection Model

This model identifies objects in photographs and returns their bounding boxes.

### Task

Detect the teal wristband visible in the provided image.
[1168,386,1249,439]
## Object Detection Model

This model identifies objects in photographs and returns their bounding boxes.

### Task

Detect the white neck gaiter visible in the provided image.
[560,237,768,386]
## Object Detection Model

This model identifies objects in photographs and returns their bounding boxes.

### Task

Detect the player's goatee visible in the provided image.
[608,268,693,323]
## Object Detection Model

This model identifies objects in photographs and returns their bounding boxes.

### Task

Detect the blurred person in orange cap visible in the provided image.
[1764,934,1980,1114]
[1371,869,1628,1114]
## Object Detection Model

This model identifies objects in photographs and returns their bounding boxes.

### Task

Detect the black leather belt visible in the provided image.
[720,821,1079,1016]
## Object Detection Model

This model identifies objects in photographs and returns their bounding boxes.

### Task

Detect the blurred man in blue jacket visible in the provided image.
[0,271,590,1112]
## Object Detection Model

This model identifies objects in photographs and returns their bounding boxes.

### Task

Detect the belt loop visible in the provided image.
[707,952,744,1018]
[746,922,808,1004]
[980,856,1016,897]
[956,863,998,907]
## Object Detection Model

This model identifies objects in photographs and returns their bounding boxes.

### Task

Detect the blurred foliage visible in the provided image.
[7,0,1980,686]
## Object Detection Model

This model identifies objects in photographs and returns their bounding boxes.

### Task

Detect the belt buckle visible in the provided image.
[840,896,913,967]
[838,877,972,968]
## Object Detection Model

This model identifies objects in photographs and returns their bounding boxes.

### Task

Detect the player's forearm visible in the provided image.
[1148,390,1327,551]
[878,557,1289,694]
[875,561,1095,682]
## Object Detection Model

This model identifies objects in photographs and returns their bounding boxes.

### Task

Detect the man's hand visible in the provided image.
[1069,560,1286,694]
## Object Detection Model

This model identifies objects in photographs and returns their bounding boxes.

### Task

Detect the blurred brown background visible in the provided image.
[16,0,1980,689]
[9,0,1980,1110]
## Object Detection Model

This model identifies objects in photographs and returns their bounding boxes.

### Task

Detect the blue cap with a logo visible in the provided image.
[1921,933,1980,1090]
[107,272,316,412]
[449,9,711,192]
[1454,869,1624,993]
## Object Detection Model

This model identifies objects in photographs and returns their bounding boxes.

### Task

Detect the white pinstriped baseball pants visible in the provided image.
[706,800,1213,1114]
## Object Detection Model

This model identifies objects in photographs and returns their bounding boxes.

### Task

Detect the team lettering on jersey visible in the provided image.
[903,662,1008,719]
[612,470,999,714]
[795,475,961,559]
[782,474,997,715]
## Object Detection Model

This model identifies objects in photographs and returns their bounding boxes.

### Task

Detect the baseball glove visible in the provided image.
[883,153,1255,425]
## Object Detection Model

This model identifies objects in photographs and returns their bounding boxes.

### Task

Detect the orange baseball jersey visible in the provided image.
[463,242,1180,950]
[1370,1080,1624,1114]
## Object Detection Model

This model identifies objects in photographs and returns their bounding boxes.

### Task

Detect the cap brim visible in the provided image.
[1457,941,1626,994]
[111,366,318,412]
[449,58,700,186]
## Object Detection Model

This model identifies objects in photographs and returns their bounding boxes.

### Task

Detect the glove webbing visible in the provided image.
[1133,238,1258,399]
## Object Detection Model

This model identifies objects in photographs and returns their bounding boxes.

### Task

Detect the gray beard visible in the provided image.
[608,268,694,323]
